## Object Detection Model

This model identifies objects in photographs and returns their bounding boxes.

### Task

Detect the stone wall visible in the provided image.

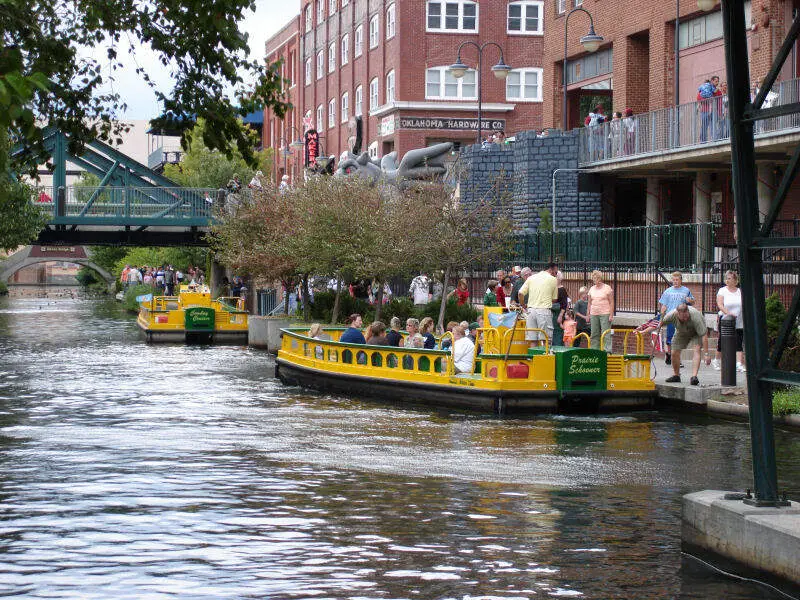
[460,130,603,233]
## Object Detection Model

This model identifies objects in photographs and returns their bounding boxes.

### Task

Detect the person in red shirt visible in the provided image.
[495,276,513,308]
[448,278,470,306]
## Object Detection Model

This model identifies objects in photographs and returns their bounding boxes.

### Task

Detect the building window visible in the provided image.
[355,25,363,57]
[316,104,324,131]
[566,47,613,85]
[369,77,379,110]
[425,66,477,99]
[341,92,349,122]
[426,1,477,32]
[355,85,363,116]
[328,42,336,72]
[341,34,350,65]
[506,68,543,101]
[574,0,582,5]
[328,98,336,128]
[555,0,566,15]
[317,51,324,79]
[317,0,325,23]
[386,70,395,103]
[679,4,750,49]
[305,58,311,85]
[329,0,337,15]
[507,1,542,34]
[369,15,379,48]
[386,4,396,39]
[368,140,378,159]
[305,5,312,31]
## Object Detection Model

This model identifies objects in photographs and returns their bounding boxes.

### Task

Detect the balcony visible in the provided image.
[578,78,800,171]
[147,140,184,171]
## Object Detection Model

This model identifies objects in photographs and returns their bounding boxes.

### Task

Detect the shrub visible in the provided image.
[765,293,800,372]
[122,284,156,312]
[773,387,800,416]
[0,281,8,295]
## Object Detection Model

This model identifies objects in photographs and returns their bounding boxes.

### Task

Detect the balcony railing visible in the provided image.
[578,77,800,165]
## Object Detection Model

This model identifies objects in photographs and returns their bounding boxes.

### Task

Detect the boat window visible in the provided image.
[371,353,383,367]
[356,351,368,365]
[328,349,338,362]
[342,349,353,364]
[303,343,311,357]
[314,345,324,360]
[387,353,398,368]
[418,356,430,372]
[402,355,414,370]
[291,338,299,350]
[434,357,444,373]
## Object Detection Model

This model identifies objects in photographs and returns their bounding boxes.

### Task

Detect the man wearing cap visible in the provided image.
[658,303,710,385]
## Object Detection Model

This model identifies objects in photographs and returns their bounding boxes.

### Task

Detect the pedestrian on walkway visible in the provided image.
[659,272,695,365]
[712,270,745,372]
[587,270,614,351]
[659,303,710,385]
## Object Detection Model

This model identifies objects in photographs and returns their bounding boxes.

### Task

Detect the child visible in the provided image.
[562,309,577,347]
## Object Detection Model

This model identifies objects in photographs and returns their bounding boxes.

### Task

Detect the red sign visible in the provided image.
[305,129,320,167]
[29,246,87,259]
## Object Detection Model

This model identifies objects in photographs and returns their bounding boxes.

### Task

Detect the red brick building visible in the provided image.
[264,0,546,185]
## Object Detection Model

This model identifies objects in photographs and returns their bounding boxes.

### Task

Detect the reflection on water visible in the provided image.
[0,295,797,599]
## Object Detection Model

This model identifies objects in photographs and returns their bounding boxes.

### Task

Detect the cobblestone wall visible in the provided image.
[460,131,602,232]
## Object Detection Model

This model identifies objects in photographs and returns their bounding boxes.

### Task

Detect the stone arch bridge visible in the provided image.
[1,246,115,290]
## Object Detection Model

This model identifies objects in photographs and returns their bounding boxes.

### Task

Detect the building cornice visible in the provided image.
[369,101,516,118]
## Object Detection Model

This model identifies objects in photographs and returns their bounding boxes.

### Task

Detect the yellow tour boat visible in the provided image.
[276,307,656,414]
[137,284,248,344]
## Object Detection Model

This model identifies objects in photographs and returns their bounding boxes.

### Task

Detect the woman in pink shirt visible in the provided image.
[587,270,614,351]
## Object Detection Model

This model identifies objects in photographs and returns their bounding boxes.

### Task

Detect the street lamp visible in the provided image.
[449,42,512,145]
[562,7,604,131]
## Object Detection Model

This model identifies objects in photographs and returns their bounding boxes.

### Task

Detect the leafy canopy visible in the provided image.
[1,0,289,175]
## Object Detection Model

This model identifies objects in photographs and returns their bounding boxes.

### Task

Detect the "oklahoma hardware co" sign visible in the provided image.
[398,116,506,131]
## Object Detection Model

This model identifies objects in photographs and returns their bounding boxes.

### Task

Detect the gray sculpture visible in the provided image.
[335,142,454,186]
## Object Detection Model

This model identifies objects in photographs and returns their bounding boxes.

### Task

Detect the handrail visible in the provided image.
[599,328,615,353]
[572,332,590,348]
[622,330,645,355]
[501,327,549,353]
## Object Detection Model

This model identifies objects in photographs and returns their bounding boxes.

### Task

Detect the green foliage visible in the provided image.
[112,247,208,279]
[3,0,289,175]
[0,129,46,250]
[579,95,611,124]
[537,207,553,232]
[765,293,800,371]
[88,247,129,275]
[0,281,8,296]
[75,267,100,287]
[122,284,155,312]
[163,119,274,189]
[307,292,477,325]
[773,387,800,416]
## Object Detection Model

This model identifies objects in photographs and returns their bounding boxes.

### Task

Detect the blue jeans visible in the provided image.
[700,112,713,142]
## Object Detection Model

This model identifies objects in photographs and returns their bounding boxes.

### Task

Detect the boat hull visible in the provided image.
[139,324,248,344]
[276,357,656,414]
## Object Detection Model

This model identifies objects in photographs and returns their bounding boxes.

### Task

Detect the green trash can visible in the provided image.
[553,347,607,391]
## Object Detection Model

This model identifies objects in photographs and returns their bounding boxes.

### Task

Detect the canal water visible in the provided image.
[1,293,798,599]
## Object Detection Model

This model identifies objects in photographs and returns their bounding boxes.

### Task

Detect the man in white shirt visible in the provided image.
[452,325,475,375]
[409,273,431,306]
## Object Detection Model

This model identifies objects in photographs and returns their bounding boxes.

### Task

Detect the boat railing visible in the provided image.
[572,332,590,348]
[622,330,647,356]
[216,296,247,312]
[500,327,550,354]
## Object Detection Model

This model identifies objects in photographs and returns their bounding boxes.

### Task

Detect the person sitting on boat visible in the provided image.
[386,317,403,347]
[419,317,436,350]
[483,280,499,306]
[308,323,331,341]
[340,314,366,344]
[403,318,420,348]
[409,333,425,349]
[452,325,475,375]
[440,321,459,350]
[366,321,390,345]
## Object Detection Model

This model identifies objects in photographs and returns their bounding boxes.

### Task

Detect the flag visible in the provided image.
[136,293,153,303]
[488,311,519,329]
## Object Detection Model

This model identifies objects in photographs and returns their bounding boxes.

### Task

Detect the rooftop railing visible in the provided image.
[578,77,800,165]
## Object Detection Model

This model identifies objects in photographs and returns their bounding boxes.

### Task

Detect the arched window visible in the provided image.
[328,42,336,72]
[369,15,379,48]
[341,92,349,122]
[341,34,350,65]
[386,4,396,39]
[386,70,395,103]
[354,25,364,57]
[355,85,363,116]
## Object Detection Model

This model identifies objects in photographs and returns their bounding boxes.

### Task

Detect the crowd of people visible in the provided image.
[120,264,247,299]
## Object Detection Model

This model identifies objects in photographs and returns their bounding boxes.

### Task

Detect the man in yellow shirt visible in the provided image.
[518,262,558,347]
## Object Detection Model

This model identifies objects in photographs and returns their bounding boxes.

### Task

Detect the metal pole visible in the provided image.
[674,0,680,107]
[477,47,483,145]
[721,0,780,505]
[563,18,569,131]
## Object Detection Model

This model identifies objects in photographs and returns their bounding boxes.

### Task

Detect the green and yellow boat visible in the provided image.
[276,308,656,414]
[137,284,248,344]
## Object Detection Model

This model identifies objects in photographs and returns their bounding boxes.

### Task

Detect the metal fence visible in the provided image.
[579,77,800,165]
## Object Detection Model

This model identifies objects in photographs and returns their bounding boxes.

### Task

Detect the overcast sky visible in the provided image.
[105,0,299,120]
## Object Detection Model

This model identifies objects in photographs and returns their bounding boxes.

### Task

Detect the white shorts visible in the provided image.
[526,308,553,341]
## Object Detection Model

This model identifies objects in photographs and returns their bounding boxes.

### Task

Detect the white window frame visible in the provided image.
[305,5,312,32]
[507,1,543,35]
[369,77,379,110]
[341,34,350,65]
[316,51,324,79]
[574,0,582,5]
[355,85,363,116]
[328,98,336,128]
[556,0,566,15]
[316,104,324,131]
[386,4,396,39]
[386,69,395,103]
[317,0,325,23]
[369,15,379,48]
[354,25,363,57]
[305,58,312,85]
[341,92,349,123]
[329,0,337,15]
[328,42,336,72]
[368,140,379,160]
[425,66,477,99]
[426,1,478,33]
[505,67,543,102]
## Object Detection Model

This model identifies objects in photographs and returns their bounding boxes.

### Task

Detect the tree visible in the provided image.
[1,0,288,177]
[0,130,45,251]
[412,170,516,330]
[163,119,274,190]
